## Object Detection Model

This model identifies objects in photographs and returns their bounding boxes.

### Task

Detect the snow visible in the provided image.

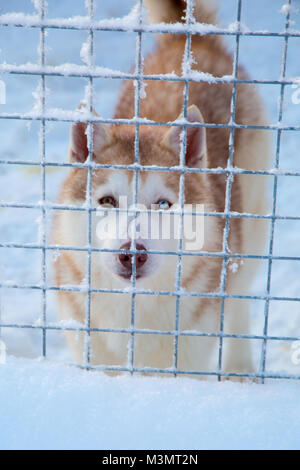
[0,357,300,450]
[228,20,250,33]
[184,70,229,83]
[228,261,240,274]
[0,61,239,86]
[0,0,300,450]
[134,79,147,99]
[280,4,299,15]
[79,40,90,66]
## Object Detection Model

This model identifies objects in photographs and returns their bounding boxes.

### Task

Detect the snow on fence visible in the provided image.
[0,0,299,383]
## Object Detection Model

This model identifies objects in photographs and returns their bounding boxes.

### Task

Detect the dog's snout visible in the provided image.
[119,242,148,271]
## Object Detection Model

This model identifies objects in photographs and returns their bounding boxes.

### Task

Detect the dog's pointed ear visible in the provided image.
[162,105,207,168]
[69,110,110,163]
[69,122,110,163]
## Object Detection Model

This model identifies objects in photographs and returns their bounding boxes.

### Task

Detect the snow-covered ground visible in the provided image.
[0,0,300,450]
[1,357,300,450]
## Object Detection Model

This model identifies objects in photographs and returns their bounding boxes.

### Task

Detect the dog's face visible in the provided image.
[93,168,180,282]
[66,106,217,286]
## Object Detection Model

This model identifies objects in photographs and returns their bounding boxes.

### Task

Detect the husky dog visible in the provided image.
[53,0,270,379]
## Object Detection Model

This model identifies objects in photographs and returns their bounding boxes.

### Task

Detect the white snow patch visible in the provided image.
[121,2,147,29]
[134,79,147,99]
[55,319,85,330]
[0,358,300,450]
[228,21,250,33]
[280,4,299,15]
[229,262,239,274]
[80,40,90,66]
[31,0,47,12]
[184,70,220,83]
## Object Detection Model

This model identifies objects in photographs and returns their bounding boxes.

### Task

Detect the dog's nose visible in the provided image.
[119,242,148,270]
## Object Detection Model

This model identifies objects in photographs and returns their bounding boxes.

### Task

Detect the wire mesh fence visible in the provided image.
[0,0,300,382]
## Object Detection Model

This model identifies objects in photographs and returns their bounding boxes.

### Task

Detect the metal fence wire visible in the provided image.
[0,0,299,382]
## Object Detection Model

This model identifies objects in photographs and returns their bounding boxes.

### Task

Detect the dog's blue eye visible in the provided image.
[157,200,171,210]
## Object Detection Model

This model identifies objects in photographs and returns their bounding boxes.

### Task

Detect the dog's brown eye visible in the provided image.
[156,200,171,210]
[98,196,118,208]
